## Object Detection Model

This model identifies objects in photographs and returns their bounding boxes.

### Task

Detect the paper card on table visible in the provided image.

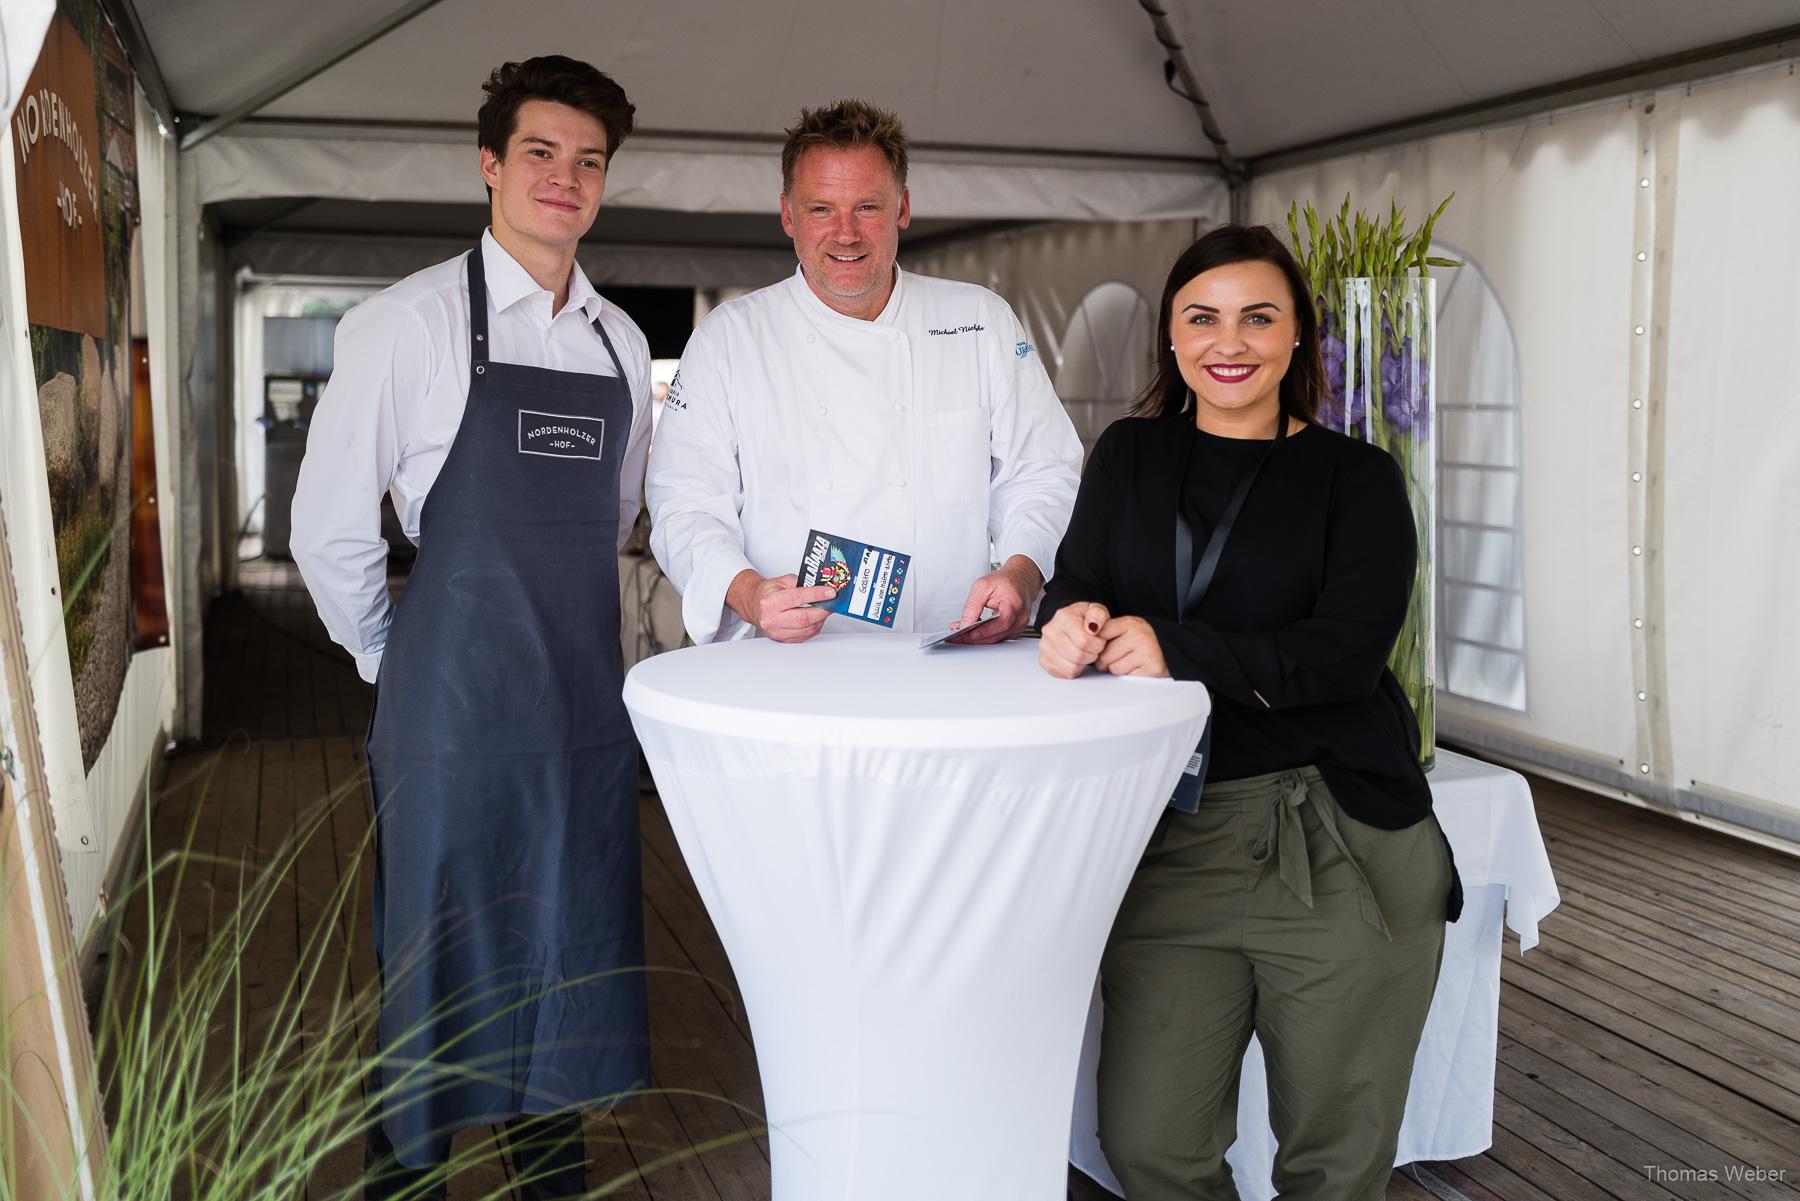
[916,609,1002,649]
[796,529,910,628]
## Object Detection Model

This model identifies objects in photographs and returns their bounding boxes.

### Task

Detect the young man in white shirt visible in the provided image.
[290,57,653,1201]
[645,100,1082,646]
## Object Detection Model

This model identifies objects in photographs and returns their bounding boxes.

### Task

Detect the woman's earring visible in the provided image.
[1169,343,1175,351]
[1294,339,1301,347]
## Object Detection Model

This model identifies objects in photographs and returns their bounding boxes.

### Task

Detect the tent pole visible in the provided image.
[1135,0,1245,186]
[99,0,177,135]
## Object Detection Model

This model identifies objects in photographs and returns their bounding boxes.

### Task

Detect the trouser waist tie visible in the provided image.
[1248,770,1391,940]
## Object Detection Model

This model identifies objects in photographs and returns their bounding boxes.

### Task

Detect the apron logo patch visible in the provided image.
[517,410,605,460]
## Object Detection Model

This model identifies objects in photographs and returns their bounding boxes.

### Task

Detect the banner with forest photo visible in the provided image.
[11,1,141,769]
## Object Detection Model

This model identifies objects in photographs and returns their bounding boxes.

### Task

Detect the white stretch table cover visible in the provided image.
[625,636,1210,1201]
[1070,749,1560,1198]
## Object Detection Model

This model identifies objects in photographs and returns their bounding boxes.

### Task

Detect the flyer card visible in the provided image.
[916,609,1003,649]
[796,529,910,628]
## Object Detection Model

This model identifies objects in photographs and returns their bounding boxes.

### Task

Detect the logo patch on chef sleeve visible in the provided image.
[1015,340,1035,358]
[517,410,605,460]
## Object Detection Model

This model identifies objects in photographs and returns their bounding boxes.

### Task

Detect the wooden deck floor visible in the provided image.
[109,559,1800,1199]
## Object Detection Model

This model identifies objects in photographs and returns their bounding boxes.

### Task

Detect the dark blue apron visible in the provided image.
[366,245,649,1167]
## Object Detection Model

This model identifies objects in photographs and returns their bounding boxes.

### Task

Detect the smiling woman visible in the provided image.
[1039,225,1459,1201]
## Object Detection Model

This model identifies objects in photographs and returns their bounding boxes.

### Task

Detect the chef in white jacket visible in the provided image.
[646,99,1081,645]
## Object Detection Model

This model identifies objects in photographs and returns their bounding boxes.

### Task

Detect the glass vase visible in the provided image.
[1319,276,1436,769]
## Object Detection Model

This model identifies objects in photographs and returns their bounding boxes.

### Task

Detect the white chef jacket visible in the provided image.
[645,266,1081,643]
[291,230,654,682]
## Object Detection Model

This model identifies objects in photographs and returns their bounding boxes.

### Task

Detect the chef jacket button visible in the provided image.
[823,479,834,491]
[807,333,817,344]
[893,403,905,414]
[818,404,829,416]
[895,477,908,488]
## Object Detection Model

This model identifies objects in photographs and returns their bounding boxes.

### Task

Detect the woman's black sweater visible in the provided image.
[1040,412,1433,831]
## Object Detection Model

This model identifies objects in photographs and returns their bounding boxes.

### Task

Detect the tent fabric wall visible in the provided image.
[1248,62,1800,838]
[191,129,1226,224]
[905,217,1216,451]
[1657,65,1800,838]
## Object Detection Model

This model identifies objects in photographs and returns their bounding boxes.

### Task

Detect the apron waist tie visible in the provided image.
[1248,770,1391,940]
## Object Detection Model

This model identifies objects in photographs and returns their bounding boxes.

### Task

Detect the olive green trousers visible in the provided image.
[1096,767,1450,1201]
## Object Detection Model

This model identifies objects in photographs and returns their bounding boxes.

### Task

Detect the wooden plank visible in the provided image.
[1488,1094,1668,1201]
[1535,788,1800,893]
[1498,1032,1796,1201]
[1496,1059,1741,1201]
[1501,990,1800,1171]
[1546,880,1800,1009]
[1541,838,1800,945]
[1539,821,1800,929]
[1537,802,1800,909]
[1422,1157,1557,1201]
[1524,937,1800,1085]
[1538,900,1800,1036]
[1384,1168,1440,1200]
[643,899,769,1166]
[638,803,753,1045]
[1551,869,1800,983]
[1501,958,1800,1119]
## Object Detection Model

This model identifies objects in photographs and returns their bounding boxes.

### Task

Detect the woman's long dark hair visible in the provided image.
[1128,224,1325,424]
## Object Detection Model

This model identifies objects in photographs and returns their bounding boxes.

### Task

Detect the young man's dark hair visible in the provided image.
[477,55,636,162]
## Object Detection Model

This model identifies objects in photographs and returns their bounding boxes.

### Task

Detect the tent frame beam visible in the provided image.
[1247,22,1800,176]
[179,0,453,150]
[100,0,176,134]
[1135,0,1244,182]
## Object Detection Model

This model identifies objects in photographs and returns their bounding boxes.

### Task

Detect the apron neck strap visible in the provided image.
[467,245,490,365]
[469,240,630,384]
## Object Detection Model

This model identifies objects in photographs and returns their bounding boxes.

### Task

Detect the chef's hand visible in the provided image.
[1039,602,1109,678]
[950,555,1043,644]
[726,570,838,644]
[1095,616,1171,678]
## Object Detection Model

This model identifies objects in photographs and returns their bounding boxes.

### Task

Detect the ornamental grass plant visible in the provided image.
[2,743,758,1200]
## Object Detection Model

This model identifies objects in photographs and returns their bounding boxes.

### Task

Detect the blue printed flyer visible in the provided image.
[796,529,910,628]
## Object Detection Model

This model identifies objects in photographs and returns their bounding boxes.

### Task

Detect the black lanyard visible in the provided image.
[1173,415,1289,619]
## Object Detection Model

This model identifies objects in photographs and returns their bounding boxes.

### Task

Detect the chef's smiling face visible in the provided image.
[481,99,609,255]
[780,144,911,321]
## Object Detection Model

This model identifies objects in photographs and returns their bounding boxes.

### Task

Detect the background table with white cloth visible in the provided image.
[625,636,1211,1201]
[1069,748,1562,1198]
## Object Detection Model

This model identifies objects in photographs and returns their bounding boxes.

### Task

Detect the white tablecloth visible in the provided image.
[625,635,1210,1201]
[1069,748,1561,1198]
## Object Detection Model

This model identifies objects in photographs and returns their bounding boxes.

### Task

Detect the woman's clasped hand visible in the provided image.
[1038,603,1169,679]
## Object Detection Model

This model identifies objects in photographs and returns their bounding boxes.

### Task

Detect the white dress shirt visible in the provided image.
[292,230,654,682]
[646,266,1081,643]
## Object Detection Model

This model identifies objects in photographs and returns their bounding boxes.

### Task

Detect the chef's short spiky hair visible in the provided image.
[781,99,909,194]
[478,56,635,163]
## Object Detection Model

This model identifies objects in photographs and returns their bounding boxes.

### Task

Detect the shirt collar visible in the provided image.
[480,228,605,323]
[787,264,908,329]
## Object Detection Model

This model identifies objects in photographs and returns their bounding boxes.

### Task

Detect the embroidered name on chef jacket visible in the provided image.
[517,410,605,460]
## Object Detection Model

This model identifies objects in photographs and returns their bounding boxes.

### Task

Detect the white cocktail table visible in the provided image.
[625,635,1210,1201]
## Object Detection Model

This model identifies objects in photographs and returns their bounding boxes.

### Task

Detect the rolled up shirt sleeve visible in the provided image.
[290,297,432,683]
[983,303,1081,583]
[645,326,756,644]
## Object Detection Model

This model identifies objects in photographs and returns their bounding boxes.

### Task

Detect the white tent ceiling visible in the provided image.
[14,0,1800,269]
[131,0,1800,161]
